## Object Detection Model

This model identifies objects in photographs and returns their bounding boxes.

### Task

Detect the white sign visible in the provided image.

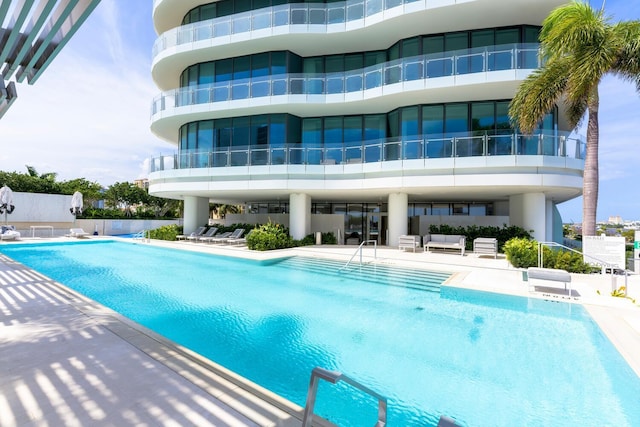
[582,236,626,269]
[634,231,640,272]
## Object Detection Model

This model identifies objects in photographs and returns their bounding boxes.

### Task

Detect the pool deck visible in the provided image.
[1,237,639,426]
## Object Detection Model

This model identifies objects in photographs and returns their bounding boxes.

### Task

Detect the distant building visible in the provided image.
[134,179,149,190]
[148,0,585,244]
[608,215,623,225]
[0,0,101,118]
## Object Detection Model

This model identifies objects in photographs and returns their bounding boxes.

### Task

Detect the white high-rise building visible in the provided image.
[149,0,584,245]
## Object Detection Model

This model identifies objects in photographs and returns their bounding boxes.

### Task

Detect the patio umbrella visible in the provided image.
[70,191,83,216]
[0,185,15,216]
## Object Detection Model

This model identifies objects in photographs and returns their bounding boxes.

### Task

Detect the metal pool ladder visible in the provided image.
[341,240,377,270]
[301,367,387,427]
[132,230,150,242]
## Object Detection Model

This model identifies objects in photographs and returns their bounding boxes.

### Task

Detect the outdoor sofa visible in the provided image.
[423,233,466,255]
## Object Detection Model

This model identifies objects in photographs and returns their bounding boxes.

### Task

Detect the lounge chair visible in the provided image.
[195,227,218,242]
[0,225,20,241]
[66,228,89,238]
[206,231,232,244]
[223,229,246,245]
[176,227,207,240]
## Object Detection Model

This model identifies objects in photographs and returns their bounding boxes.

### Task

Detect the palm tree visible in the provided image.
[509,1,640,237]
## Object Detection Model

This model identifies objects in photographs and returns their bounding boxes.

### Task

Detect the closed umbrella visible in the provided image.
[0,185,15,222]
[70,191,83,216]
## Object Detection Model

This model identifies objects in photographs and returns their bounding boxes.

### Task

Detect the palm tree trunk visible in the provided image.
[582,90,599,237]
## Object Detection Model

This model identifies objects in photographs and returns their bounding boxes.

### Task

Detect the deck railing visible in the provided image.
[152,44,540,116]
[154,0,501,57]
[149,133,585,172]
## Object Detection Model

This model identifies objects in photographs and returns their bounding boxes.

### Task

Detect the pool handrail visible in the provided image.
[537,241,631,295]
[301,367,387,427]
[341,239,377,270]
[132,230,150,242]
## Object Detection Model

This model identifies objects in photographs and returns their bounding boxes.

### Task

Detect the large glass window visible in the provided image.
[445,104,468,135]
[302,118,322,147]
[401,107,419,159]
[424,35,450,77]
[423,105,447,158]
[177,99,556,164]
[471,102,495,135]
[178,25,540,96]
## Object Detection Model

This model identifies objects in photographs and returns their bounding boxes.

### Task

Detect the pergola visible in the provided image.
[0,0,101,118]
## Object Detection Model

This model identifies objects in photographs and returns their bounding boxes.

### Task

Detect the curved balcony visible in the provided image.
[153,0,449,59]
[149,133,585,173]
[151,44,539,140]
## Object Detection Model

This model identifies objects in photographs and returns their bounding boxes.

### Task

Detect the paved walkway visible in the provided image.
[1,238,639,427]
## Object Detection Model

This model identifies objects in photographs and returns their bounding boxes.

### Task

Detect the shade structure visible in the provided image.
[0,185,15,215]
[70,191,83,215]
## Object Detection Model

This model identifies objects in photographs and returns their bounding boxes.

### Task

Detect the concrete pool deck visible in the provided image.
[1,237,639,426]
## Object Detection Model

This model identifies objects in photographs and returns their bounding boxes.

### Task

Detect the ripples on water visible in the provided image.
[2,241,640,427]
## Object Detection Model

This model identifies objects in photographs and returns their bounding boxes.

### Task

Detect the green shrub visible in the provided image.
[246,222,293,251]
[542,247,594,273]
[321,232,337,244]
[213,223,256,235]
[504,237,595,272]
[428,224,531,252]
[148,224,182,241]
[298,231,337,246]
[504,237,538,268]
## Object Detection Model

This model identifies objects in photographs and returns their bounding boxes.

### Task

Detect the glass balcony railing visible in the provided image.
[154,0,462,58]
[149,132,585,172]
[151,44,539,116]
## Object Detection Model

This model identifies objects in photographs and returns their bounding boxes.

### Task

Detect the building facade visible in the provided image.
[149,0,584,245]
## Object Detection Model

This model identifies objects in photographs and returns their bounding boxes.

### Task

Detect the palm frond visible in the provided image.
[540,1,610,62]
[509,59,570,133]
[610,20,640,81]
[564,93,590,129]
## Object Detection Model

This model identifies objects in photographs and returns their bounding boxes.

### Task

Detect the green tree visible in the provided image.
[146,194,181,218]
[58,178,104,206]
[211,203,241,219]
[509,2,640,237]
[103,182,148,214]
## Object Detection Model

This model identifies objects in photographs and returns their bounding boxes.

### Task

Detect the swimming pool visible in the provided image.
[1,240,639,426]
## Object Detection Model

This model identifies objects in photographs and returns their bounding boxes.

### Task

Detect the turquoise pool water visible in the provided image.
[2,240,640,427]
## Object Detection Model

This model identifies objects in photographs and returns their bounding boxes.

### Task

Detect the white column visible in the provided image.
[183,196,210,234]
[289,193,311,240]
[388,193,408,247]
[510,193,546,242]
[546,200,554,242]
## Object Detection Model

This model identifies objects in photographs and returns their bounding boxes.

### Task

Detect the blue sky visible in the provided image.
[0,0,638,223]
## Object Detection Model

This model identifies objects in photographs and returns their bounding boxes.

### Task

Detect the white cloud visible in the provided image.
[0,1,168,187]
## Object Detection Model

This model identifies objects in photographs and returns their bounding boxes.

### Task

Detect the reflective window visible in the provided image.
[445,104,468,135]
[270,114,286,146]
[198,121,214,151]
[471,102,495,135]
[302,118,322,147]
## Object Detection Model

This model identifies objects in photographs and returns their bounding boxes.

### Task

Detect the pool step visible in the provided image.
[276,257,449,292]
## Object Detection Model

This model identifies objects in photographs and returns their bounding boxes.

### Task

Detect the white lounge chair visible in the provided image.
[195,227,218,242]
[223,229,246,244]
[0,225,20,241]
[207,231,232,244]
[66,228,89,238]
[177,226,205,241]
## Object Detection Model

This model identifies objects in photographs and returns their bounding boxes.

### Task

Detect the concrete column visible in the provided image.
[289,193,311,240]
[546,200,554,242]
[510,193,546,242]
[183,196,210,234]
[388,193,408,247]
